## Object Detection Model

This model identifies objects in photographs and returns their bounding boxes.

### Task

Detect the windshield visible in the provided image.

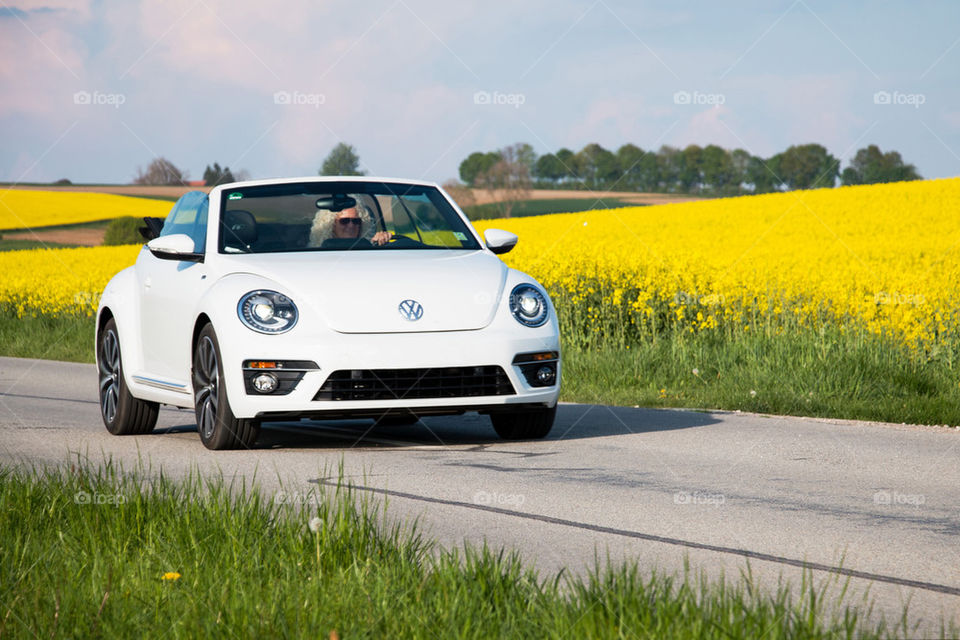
[218,181,481,254]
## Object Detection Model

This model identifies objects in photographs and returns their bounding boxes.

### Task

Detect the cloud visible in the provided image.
[676,104,742,149]
[0,9,87,118]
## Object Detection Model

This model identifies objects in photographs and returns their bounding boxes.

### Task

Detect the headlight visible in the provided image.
[238,290,298,334]
[509,284,549,327]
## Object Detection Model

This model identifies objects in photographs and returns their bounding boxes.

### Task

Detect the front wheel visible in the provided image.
[489,405,556,440]
[192,324,260,450]
[97,318,159,435]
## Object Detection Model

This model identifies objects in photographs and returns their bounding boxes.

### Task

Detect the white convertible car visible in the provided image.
[96,177,560,449]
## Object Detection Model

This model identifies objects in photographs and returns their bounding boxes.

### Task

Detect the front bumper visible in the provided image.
[220,327,561,419]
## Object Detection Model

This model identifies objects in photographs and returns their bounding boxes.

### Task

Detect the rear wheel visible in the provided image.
[193,324,260,450]
[490,405,556,440]
[97,318,159,435]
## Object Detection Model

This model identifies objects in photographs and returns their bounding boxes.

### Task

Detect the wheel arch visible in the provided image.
[192,313,212,359]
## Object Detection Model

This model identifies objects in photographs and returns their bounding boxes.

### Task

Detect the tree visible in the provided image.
[476,143,532,218]
[514,143,537,174]
[657,145,682,192]
[554,148,581,185]
[132,157,187,185]
[576,143,619,189]
[678,145,704,193]
[700,145,735,193]
[534,153,565,185]
[203,162,235,186]
[320,143,365,176]
[615,144,646,191]
[841,145,921,186]
[776,144,839,190]
[729,149,751,193]
[459,151,500,186]
[745,155,779,193]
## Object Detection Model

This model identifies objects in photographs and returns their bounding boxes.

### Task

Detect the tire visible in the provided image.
[192,324,260,450]
[97,318,159,435]
[490,405,556,440]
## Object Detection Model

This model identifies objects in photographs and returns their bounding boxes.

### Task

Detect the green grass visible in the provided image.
[0,314,94,363]
[0,239,83,251]
[0,219,114,235]
[463,198,638,220]
[1,463,922,639]
[562,327,960,426]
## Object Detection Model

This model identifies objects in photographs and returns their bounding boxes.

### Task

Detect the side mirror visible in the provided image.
[483,228,518,255]
[147,234,204,263]
[139,217,165,241]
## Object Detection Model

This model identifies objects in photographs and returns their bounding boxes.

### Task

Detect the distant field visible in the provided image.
[463,197,639,219]
[1,183,700,206]
[0,189,170,231]
[469,188,702,206]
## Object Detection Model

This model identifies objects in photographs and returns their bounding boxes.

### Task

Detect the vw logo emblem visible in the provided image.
[398,299,424,321]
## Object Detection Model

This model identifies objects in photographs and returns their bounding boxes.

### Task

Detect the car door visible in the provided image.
[135,191,211,391]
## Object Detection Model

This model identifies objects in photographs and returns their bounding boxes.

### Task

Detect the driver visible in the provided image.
[308,196,391,247]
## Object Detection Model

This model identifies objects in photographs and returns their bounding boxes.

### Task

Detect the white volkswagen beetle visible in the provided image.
[96,177,560,449]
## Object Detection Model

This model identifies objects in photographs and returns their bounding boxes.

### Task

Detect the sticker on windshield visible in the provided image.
[454,232,467,241]
[228,192,243,200]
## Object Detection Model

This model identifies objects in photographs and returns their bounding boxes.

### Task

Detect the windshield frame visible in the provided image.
[216,180,482,255]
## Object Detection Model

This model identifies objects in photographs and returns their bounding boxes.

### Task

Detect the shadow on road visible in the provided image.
[154,404,721,450]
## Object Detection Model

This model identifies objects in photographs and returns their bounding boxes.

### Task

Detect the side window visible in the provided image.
[160,191,209,253]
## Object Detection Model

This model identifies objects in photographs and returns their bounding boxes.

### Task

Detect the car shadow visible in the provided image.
[154,404,721,450]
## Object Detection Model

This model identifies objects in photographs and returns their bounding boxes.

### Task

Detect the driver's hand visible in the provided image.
[371,231,391,246]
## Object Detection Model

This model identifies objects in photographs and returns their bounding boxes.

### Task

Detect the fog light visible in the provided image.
[536,365,556,385]
[252,373,278,394]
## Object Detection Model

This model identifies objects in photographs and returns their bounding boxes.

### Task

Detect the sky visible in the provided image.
[1,0,958,185]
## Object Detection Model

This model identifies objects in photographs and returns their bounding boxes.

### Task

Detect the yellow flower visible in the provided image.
[0,190,170,229]
[161,572,181,581]
[472,177,960,354]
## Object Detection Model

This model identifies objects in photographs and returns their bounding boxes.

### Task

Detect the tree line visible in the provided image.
[459,142,921,195]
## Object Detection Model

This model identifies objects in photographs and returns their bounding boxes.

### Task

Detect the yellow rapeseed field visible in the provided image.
[2,179,958,355]
[0,245,141,317]
[0,190,171,230]
[474,177,960,351]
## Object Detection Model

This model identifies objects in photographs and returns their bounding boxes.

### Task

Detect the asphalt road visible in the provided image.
[2,356,958,636]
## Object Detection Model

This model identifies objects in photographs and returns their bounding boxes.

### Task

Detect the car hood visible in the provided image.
[224,250,508,333]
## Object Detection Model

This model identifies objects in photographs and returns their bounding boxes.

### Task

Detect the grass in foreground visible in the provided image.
[1,463,918,638]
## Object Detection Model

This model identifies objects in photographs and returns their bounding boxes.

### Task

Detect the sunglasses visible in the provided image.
[337,218,362,226]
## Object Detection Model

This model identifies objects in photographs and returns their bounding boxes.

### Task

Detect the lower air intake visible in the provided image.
[313,366,515,401]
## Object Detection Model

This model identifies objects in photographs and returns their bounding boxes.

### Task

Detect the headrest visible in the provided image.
[222,210,257,246]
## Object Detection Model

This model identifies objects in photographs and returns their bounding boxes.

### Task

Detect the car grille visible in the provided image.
[313,366,515,401]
